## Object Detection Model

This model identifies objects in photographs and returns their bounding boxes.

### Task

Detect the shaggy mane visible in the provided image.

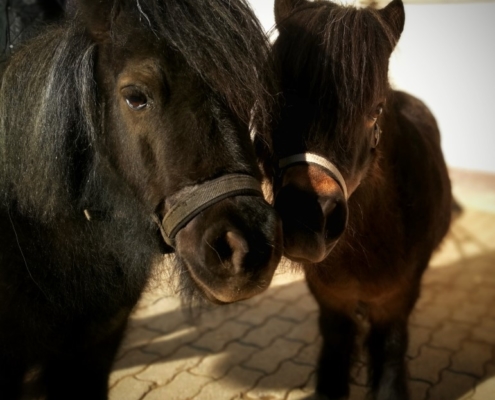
[273,1,399,132]
[0,25,97,219]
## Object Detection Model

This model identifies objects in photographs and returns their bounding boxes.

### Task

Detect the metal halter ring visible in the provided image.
[154,174,264,247]
[278,152,348,200]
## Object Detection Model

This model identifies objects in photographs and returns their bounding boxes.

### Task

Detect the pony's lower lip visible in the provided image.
[182,260,250,304]
[197,288,230,305]
[284,240,338,264]
[195,282,249,305]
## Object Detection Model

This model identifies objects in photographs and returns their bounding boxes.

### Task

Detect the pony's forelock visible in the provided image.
[274,2,399,133]
[121,0,276,135]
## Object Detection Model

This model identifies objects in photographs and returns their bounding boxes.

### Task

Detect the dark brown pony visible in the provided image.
[259,0,452,398]
[0,0,282,398]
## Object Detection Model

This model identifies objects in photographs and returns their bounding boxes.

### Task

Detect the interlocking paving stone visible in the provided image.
[242,337,306,374]
[472,318,495,346]
[141,323,205,358]
[136,345,209,386]
[131,291,182,324]
[138,307,187,334]
[286,388,310,400]
[414,289,436,311]
[118,324,164,354]
[408,325,431,359]
[244,360,314,399]
[451,300,488,325]
[198,366,264,400]
[276,298,318,323]
[451,341,493,378]
[191,320,253,352]
[235,297,287,326]
[110,349,162,387]
[241,317,295,348]
[428,370,477,400]
[409,380,431,400]
[430,321,471,351]
[190,342,259,380]
[408,345,452,384]
[142,371,211,400]
[410,305,452,329]
[291,340,321,367]
[109,376,153,400]
[190,302,251,330]
[284,313,320,344]
[270,277,310,303]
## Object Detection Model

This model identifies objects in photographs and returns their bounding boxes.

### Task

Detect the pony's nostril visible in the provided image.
[205,228,249,275]
[225,231,249,273]
[318,196,337,218]
[323,198,348,240]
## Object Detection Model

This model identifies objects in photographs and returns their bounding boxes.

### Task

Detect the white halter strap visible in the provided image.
[278,152,348,200]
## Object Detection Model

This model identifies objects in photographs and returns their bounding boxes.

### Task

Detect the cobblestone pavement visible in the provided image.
[109,170,495,400]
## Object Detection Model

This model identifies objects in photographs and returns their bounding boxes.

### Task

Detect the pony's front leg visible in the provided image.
[42,319,128,400]
[315,306,357,400]
[367,317,410,400]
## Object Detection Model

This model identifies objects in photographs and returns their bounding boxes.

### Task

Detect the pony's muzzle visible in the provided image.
[275,163,348,263]
[175,195,283,304]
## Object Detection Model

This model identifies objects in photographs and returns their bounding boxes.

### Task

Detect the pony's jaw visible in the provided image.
[274,165,348,264]
[174,196,283,304]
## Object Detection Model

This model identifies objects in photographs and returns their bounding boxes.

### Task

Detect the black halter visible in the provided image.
[153,174,263,247]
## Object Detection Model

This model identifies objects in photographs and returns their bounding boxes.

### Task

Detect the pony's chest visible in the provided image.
[305,258,412,315]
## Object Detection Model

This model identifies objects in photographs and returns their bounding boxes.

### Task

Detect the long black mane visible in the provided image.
[0,0,274,221]
[0,25,97,220]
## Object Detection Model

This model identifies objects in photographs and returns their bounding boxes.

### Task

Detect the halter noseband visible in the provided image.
[154,174,263,247]
[278,153,348,200]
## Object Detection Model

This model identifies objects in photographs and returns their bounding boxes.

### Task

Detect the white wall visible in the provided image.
[248,0,495,174]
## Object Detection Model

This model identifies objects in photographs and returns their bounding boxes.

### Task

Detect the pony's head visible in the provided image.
[83,0,283,303]
[265,0,404,263]
[1,0,283,303]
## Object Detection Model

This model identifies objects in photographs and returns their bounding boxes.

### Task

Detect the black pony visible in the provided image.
[260,0,452,399]
[0,0,282,398]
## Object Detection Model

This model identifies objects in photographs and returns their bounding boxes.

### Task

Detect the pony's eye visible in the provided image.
[121,86,149,111]
[370,105,383,121]
[125,93,148,110]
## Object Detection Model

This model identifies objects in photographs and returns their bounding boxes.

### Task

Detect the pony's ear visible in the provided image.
[379,0,405,43]
[274,0,307,24]
[76,0,119,42]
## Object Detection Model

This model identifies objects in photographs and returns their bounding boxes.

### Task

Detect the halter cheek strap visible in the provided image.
[278,153,348,200]
[156,174,263,247]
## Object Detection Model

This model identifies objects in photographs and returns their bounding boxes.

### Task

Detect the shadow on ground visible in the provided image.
[112,239,495,400]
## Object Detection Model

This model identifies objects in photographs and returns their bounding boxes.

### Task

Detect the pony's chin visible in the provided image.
[179,257,275,304]
[198,288,258,305]
[190,274,272,305]
[283,237,338,264]
[196,289,231,305]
